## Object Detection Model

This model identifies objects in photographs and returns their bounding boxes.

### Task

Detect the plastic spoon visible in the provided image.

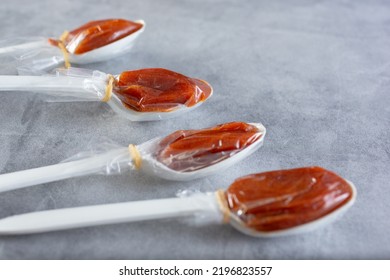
[0,67,213,121]
[0,167,356,236]
[0,122,266,193]
[0,19,145,68]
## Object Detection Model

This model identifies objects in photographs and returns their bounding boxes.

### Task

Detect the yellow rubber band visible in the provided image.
[59,31,69,42]
[58,31,71,68]
[128,144,142,170]
[215,189,230,223]
[101,74,115,102]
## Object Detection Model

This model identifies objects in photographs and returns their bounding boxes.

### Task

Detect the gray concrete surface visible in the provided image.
[0,0,389,259]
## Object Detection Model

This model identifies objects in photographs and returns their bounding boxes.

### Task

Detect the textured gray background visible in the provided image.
[0,0,389,259]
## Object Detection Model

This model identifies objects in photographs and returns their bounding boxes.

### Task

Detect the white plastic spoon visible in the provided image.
[0,167,356,236]
[0,67,213,121]
[0,19,145,69]
[0,122,266,193]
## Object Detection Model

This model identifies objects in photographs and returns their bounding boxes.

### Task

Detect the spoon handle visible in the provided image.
[0,40,47,55]
[0,148,130,193]
[0,75,105,101]
[0,75,84,92]
[0,193,219,235]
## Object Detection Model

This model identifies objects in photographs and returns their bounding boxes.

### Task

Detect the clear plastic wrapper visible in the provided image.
[176,190,223,226]
[225,166,357,236]
[0,37,49,75]
[0,19,145,75]
[169,166,357,234]
[0,67,107,102]
[0,122,266,193]
[63,121,266,178]
[114,68,213,113]
[48,19,143,55]
[0,67,213,121]
[17,46,68,76]
[139,122,265,180]
[50,67,108,101]
[0,167,356,236]
[60,138,130,175]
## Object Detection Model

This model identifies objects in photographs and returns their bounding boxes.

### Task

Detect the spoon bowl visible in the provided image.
[139,122,266,180]
[67,20,145,65]
[107,77,213,121]
[229,180,357,237]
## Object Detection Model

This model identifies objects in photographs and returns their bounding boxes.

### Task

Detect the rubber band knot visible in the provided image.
[58,31,71,68]
[101,74,115,102]
[215,189,230,223]
[128,144,142,170]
